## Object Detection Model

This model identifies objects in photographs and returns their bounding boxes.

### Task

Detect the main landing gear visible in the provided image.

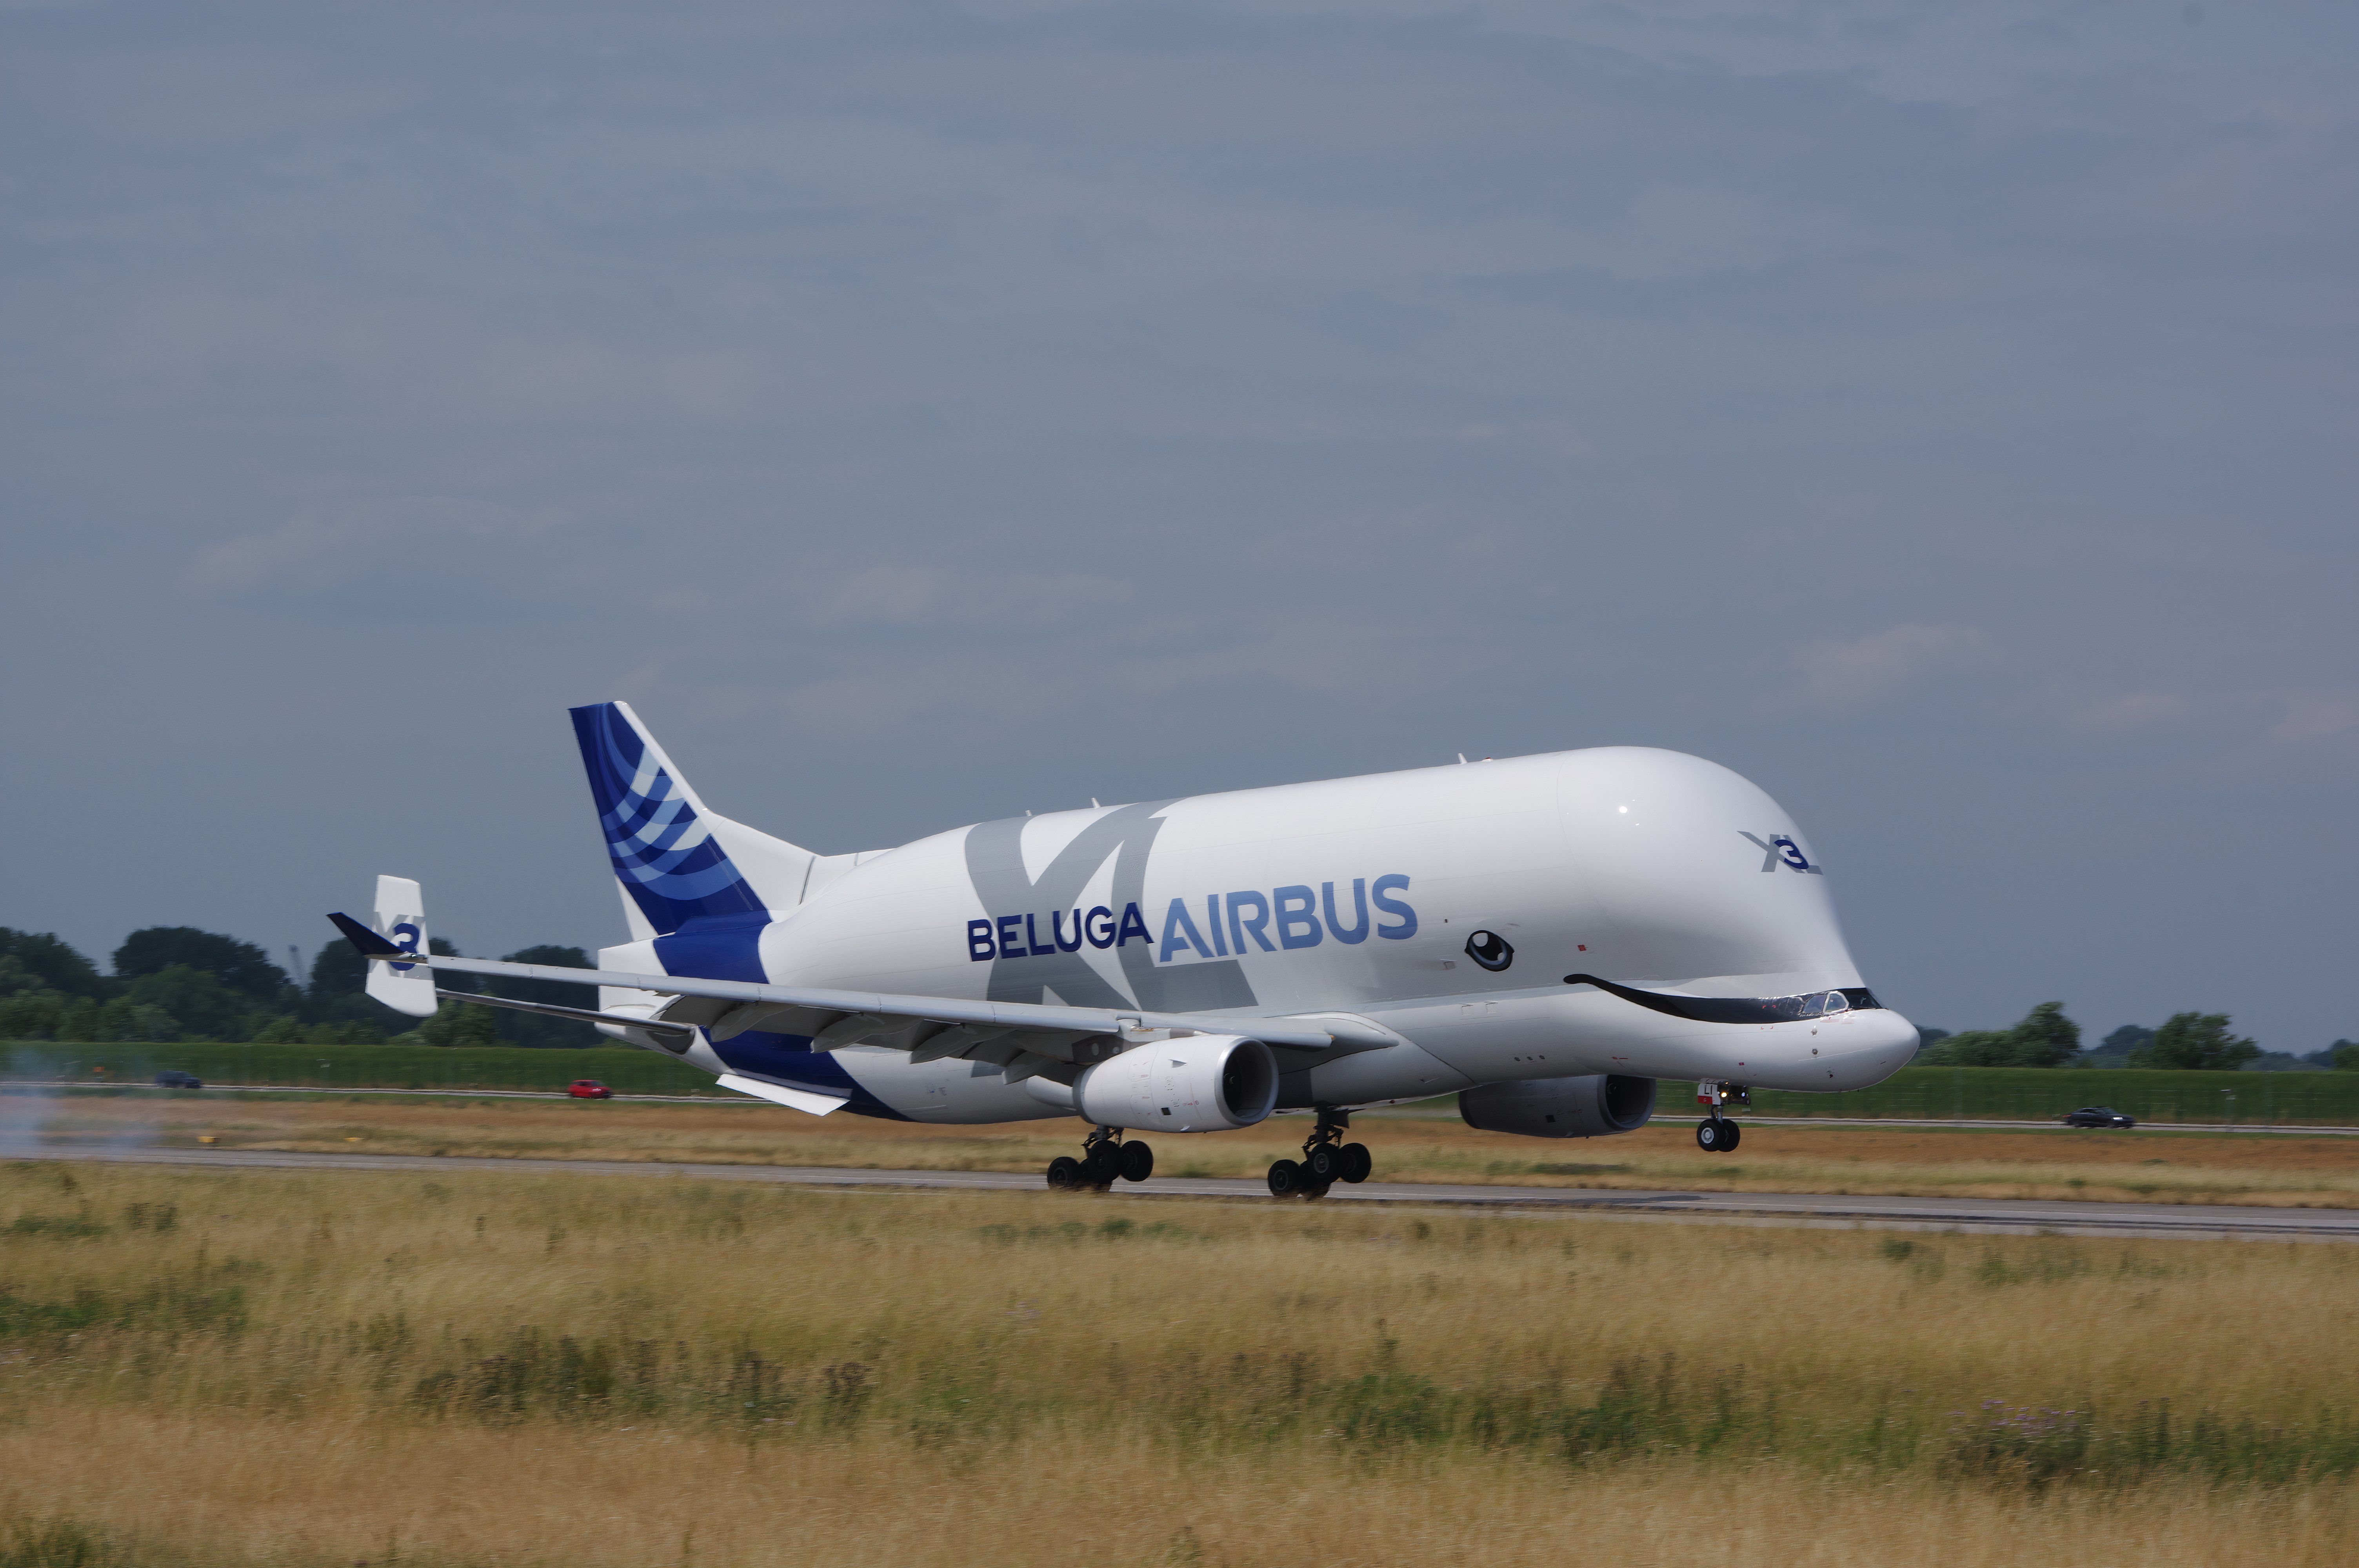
[1694,1080,1750,1154]
[1047,1126,1154,1192]
[1267,1110,1373,1200]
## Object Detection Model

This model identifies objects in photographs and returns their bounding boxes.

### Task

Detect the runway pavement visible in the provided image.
[12,1142,2358,1242]
[10,1083,2356,1136]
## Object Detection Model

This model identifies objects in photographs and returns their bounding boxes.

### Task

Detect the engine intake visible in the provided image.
[1072,1034,1278,1132]
[1458,1074,1656,1139]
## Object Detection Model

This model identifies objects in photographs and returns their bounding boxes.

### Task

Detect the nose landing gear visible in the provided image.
[1047,1127,1154,1191]
[1268,1109,1372,1199]
[1695,1116,1740,1152]
[1694,1080,1749,1154]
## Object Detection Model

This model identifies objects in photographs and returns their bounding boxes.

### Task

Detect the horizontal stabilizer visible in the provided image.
[331,912,401,958]
[717,1073,847,1116]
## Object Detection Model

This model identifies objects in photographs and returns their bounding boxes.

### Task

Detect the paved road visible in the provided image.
[13,1143,2356,1242]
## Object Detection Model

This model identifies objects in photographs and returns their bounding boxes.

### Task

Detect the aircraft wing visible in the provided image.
[328,914,1391,1082]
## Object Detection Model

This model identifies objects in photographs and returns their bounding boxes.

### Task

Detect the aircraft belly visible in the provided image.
[1284,1040,1473,1107]
[1372,991,1590,1082]
[1376,990,1916,1094]
[832,1048,1075,1124]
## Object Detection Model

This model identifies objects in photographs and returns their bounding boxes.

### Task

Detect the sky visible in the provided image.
[3,1,2354,1050]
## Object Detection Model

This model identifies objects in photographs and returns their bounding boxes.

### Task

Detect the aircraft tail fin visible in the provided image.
[568,701,818,938]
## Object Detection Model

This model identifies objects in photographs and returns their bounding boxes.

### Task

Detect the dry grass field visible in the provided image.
[12,1088,2359,1208]
[2,1156,2357,1565]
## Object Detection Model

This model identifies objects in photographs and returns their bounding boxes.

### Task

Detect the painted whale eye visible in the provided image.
[1464,930,1514,972]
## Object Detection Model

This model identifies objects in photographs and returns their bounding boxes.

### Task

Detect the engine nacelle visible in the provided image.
[1072,1034,1278,1133]
[1458,1074,1656,1138]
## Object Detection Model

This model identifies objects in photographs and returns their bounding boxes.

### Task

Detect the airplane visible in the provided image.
[329,701,1919,1197]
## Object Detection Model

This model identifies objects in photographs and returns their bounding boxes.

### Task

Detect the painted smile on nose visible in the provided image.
[1563,973,1886,1024]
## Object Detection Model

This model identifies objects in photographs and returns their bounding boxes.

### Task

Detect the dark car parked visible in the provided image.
[2062,1105,2135,1129]
[152,1070,203,1089]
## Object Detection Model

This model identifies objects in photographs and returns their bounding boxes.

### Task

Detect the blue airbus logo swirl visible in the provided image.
[569,703,762,934]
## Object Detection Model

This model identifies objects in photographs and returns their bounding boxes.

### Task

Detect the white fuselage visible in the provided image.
[598,746,1919,1125]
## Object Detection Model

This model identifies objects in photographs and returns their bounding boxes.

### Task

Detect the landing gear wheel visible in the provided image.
[1083,1142,1122,1189]
[1339,1143,1373,1184]
[1304,1143,1341,1183]
[1047,1155,1083,1190]
[1719,1120,1741,1152]
[1696,1118,1739,1154]
[1267,1158,1305,1197]
[1119,1141,1154,1183]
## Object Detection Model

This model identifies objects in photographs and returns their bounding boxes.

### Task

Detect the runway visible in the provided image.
[14,1083,2356,1138]
[15,1142,2358,1242]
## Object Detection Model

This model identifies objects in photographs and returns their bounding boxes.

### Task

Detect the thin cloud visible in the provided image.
[1791,624,1994,709]
[2270,693,2359,743]
[182,498,564,597]
[808,566,1138,630]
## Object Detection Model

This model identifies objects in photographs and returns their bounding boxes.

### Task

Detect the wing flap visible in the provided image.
[716,1073,849,1116]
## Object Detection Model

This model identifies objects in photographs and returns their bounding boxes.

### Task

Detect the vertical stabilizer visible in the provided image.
[569,702,819,937]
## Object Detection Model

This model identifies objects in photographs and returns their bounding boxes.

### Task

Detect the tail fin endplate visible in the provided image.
[364,875,438,1018]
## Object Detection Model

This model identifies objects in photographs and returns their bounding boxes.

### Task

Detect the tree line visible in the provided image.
[1916,1002,2358,1072]
[0,926,604,1049]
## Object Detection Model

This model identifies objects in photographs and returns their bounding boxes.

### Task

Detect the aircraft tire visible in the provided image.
[1047,1156,1083,1190]
[1339,1143,1373,1184]
[1120,1141,1154,1183]
[1084,1142,1123,1187]
[1267,1158,1305,1197]
[1305,1144,1341,1183]
[1720,1120,1742,1152]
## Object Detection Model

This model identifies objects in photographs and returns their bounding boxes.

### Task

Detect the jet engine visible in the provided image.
[1072,1033,1279,1133]
[1458,1074,1656,1138]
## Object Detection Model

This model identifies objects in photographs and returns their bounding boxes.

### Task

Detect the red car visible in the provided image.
[567,1079,612,1099]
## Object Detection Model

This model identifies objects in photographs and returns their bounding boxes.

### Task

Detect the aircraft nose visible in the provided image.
[1825,1007,1922,1087]
[1870,1008,1921,1051]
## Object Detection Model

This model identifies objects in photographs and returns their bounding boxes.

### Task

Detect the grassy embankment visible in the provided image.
[1757,1064,2358,1125]
[15,1092,2359,1209]
[2,1159,2357,1566]
[10,1043,2359,1125]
